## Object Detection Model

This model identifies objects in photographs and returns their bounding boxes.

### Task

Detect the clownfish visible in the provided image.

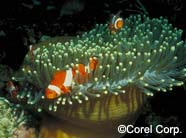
[109,11,124,34]
[6,81,18,98]
[29,45,37,61]
[45,56,99,99]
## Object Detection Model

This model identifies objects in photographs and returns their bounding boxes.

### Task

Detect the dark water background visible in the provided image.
[0,0,185,138]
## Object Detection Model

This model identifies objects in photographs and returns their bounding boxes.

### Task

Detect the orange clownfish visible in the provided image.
[6,81,18,98]
[45,56,99,99]
[109,11,124,34]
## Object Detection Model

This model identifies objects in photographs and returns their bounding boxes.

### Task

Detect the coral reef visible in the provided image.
[0,97,30,138]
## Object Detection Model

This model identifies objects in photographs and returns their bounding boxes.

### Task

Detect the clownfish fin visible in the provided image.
[116,10,122,16]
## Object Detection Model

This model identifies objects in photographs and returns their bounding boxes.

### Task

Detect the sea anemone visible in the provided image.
[10,15,186,138]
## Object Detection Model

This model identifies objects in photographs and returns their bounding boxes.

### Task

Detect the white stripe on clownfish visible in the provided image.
[48,84,62,96]
[114,17,123,30]
[45,56,99,99]
[85,63,91,73]
[63,68,73,86]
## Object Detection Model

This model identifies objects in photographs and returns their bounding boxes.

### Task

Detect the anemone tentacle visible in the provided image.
[13,15,186,112]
